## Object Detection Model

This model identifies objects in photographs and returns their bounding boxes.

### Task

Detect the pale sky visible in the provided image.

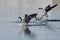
[0,0,60,19]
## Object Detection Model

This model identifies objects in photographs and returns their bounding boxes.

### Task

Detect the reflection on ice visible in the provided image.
[0,10,60,40]
[19,27,36,40]
[0,18,60,40]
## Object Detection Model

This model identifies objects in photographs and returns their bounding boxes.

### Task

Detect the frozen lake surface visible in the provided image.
[0,0,60,40]
[0,15,60,40]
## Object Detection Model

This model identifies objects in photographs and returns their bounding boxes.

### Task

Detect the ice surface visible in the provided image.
[0,0,60,40]
[0,15,60,40]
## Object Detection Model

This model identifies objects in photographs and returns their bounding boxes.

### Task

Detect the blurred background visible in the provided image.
[0,0,60,40]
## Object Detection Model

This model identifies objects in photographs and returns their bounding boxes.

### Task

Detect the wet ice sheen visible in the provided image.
[0,16,60,40]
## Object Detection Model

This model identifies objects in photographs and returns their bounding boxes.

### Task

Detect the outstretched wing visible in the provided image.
[29,13,37,18]
[45,4,58,12]
[25,13,37,23]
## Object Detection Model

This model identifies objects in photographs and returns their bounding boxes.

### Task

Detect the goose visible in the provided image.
[38,4,58,20]
[18,13,37,34]
[39,4,58,13]
[18,13,37,24]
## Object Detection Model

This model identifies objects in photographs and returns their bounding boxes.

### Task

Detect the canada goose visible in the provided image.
[39,4,58,13]
[38,4,58,20]
[18,13,37,23]
[19,13,37,34]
